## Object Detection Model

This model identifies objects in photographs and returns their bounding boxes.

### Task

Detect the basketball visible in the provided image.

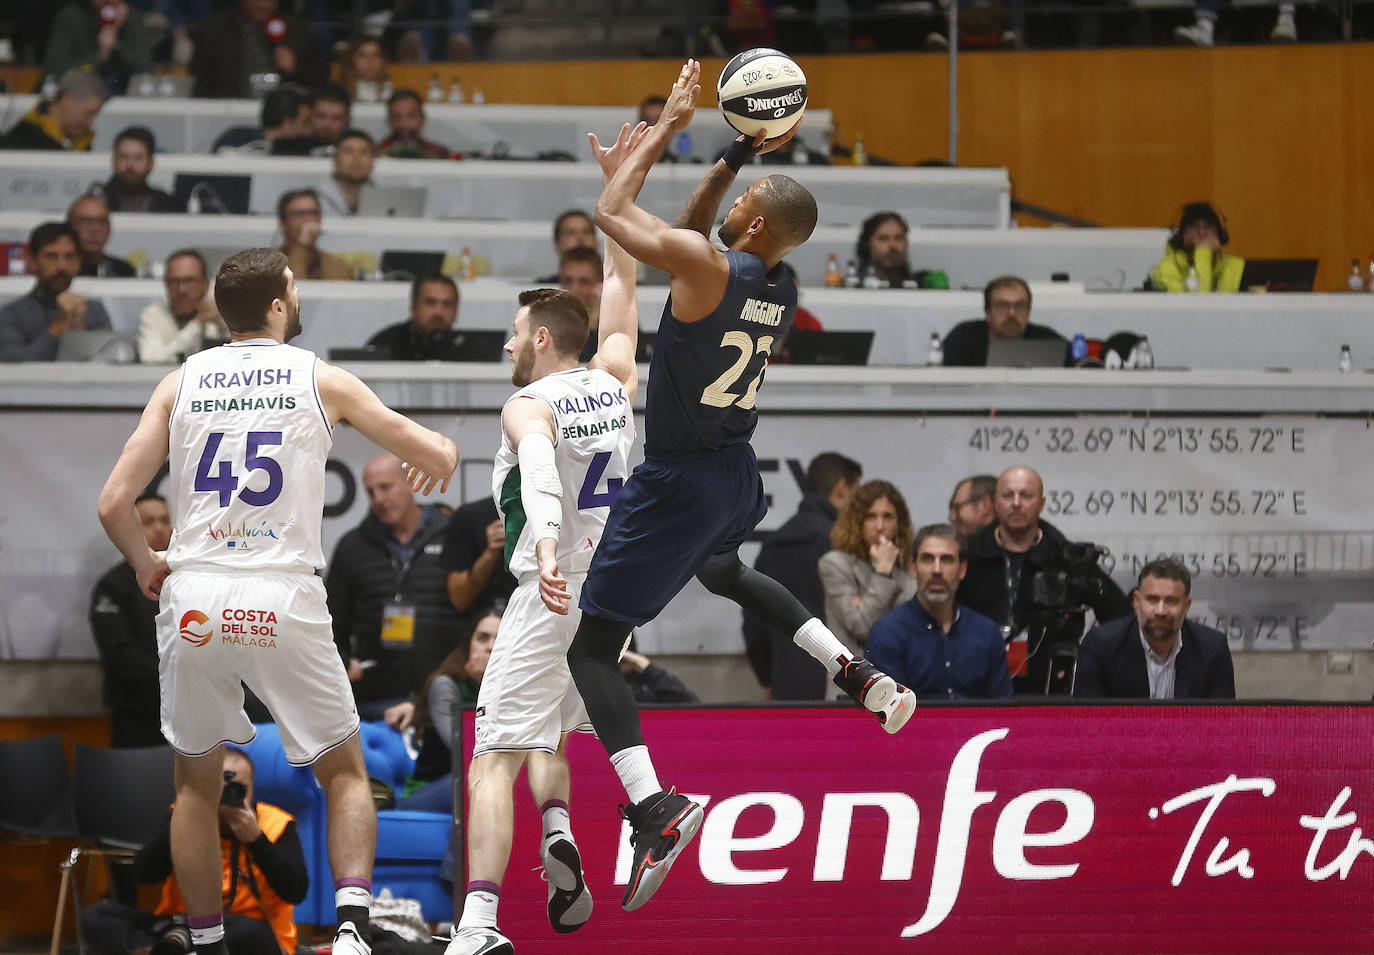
[716,48,807,140]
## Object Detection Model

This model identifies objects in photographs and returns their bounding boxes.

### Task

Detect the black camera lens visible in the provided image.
[220,780,247,807]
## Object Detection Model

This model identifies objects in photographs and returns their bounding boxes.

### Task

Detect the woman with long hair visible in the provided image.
[398,606,501,810]
[819,479,917,655]
[339,36,390,102]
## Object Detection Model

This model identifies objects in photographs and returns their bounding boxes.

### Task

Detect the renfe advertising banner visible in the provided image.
[481,705,1374,955]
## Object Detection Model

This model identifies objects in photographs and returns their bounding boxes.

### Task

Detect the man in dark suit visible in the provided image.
[1073,557,1235,699]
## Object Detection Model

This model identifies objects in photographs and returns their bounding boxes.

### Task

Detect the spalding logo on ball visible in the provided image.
[717,48,807,140]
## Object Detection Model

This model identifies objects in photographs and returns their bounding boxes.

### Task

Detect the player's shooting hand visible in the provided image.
[660,59,701,133]
[538,554,570,615]
[136,550,170,601]
[750,117,803,157]
[588,121,651,181]
[871,536,900,577]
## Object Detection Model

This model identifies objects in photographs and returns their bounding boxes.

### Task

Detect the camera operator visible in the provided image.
[959,465,1130,695]
[81,748,307,955]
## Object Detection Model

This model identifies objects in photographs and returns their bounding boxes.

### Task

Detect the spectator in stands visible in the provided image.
[210,84,312,154]
[310,84,352,146]
[0,222,113,362]
[191,0,326,99]
[378,89,450,159]
[319,129,376,216]
[853,211,944,289]
[743,452,862,700]
[2,69,106,151]
[948,474,998,538]
[153,0,210,66]
[340,36,390,102]
[819,479,918,658]
[326,453,460,721]
[536,209,598,281]
[395,607,503,813]
[367,276,497,361]
[621,645,699,703]
[137,249,227,363]
[1074,558,1236,699]
[1175,0,1296,46]
[557,246,603,362]
[443,498,517,624]
[638,95,666,127]
[80,747,308,955]
[867,523,1012,701]
[941,275,1068,366]
[100,127,181,214]
[42,0,152,95]
[959,465,1131,694]
[89,492,168,748]
[68,195,136,278]
[276,188,355,281]
[1151,202,1244,293]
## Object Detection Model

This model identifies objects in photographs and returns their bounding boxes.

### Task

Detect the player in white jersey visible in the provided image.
[97,248,457,955]
[446,122,646,955]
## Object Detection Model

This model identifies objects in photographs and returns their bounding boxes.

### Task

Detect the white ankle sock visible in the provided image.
[458,883,500,929]
[793,618,850,678]
[610,745,661,804]
[541,801,572,839]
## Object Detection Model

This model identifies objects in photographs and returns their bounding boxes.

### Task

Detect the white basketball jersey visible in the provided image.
[165,340,332,574]
[492,367,635,578]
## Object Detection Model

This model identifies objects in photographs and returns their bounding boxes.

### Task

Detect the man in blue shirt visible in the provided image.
[868,523,1013,701]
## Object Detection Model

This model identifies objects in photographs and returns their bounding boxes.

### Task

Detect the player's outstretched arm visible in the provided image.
[97,370,179,599]
[502,397,569,614]
[673,126,800,238]
[317,363,458,494]
[586,122,644,397]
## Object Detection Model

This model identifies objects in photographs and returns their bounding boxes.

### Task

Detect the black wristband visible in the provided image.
[722,138,757,173]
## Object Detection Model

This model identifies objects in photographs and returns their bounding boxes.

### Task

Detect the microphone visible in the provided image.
[100,3,119,26]
[265,17,286,43]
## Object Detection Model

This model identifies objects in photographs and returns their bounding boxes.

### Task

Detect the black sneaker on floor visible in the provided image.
[833,657,916,734]
[617,788,704,911]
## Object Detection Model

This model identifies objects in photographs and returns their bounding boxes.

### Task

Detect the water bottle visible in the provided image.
[1134,336,1154,369]
[1350,259,1365,292]
[7,243,27,276]
[185,188,201,215]
[471,87,485,105]
[427,73,444,103]
[851,133,867,166]
[40,73,57,100]
[926,332,943,366]
[134,73,156,97]
[1071,334,1088,362]
[1367,254,1374,292]
[824,253,842,288]
[674,129,693,162]
[460,247,475,281]
[380,78,393,101]
[1184,265,1200,292]
[791,135,808,165]
[448,79,465,104]
[1339,344,1353,373]
[157,72,176,96]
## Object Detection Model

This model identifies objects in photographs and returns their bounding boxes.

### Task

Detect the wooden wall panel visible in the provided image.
[393,44,1371,289]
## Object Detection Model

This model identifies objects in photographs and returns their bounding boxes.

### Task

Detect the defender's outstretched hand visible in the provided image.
[588,121,651,181]
[659,59,701,133]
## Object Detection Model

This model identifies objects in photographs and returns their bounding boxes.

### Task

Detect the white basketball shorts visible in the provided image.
[473,571,594,757]
[157,569,359,765]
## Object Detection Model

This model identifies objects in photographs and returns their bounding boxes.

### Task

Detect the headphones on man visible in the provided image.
[1168,201,1229,250]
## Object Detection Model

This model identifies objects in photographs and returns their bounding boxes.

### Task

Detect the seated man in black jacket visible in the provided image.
[367,276,493,361]
[958,465,1131,695]
[1073,557,1235,700]
[742,452,862,700]
[81,747,308,955]
[942,275,1068,367]
[89,492,169,747]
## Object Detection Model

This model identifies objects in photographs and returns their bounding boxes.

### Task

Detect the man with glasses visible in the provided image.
[68,194,135,278]
[136,249,228,363]
[948,474,997,538]
[940,275,1066,366]
[276,188,355,281]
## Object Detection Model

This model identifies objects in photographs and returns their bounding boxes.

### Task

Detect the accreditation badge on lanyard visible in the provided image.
[381,602,417,649]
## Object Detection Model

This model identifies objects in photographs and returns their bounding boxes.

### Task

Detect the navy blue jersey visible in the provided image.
[644,249,797,455]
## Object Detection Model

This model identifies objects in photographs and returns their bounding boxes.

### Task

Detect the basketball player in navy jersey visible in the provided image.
[565,60,918,913]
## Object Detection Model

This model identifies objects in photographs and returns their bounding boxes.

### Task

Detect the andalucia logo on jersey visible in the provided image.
[179,610,213,647]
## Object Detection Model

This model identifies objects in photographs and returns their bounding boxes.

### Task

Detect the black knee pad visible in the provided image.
[568,614,632,667]
[696,556,746,596]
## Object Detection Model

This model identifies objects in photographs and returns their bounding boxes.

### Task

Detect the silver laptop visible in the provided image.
[357,185,428,218]
[986,337,1068,368]
[56,330,136,363]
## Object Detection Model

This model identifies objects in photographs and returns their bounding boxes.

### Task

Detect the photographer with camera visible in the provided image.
[81,748,308,955]
[959,466,1130,696]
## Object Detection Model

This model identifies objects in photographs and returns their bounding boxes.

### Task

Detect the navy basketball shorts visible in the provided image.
[580,443,768,626]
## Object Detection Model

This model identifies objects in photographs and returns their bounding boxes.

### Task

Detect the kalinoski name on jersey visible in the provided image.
[552,386,628,416]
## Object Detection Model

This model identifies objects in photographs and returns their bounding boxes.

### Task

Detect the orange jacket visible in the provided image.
[157,803,297,954]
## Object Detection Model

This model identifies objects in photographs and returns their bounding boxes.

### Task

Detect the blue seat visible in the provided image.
[243,722,453,925]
